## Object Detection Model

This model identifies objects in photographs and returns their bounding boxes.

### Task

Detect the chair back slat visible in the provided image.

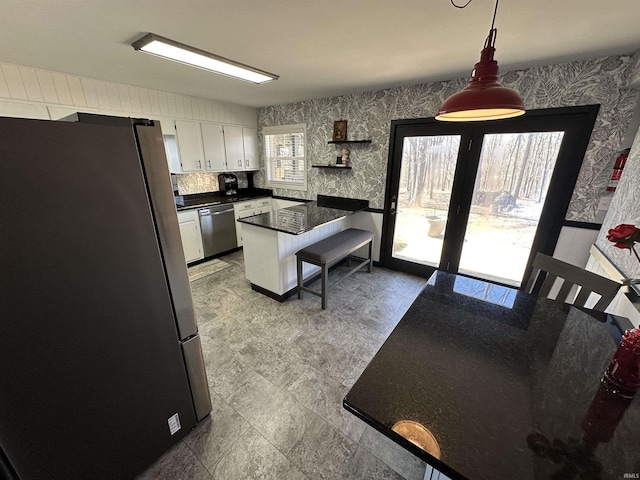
[557,280,577,304]
[573,287,594,307]
[525,268,540,293]
[594,295,615,311]
[525,253,620,311]
[539,273,558,298]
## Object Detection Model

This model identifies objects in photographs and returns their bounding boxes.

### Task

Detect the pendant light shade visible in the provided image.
[436,8,525,122]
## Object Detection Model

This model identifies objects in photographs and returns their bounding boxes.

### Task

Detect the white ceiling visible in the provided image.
[1,0,640,108]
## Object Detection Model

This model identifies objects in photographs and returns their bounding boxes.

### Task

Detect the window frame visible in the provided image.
[263,123,308,191]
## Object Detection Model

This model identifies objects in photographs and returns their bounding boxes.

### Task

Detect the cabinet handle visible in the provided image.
[197,160,202,168]
[238,159,242,167]
[245,158,249,167]
[207,160,211,168]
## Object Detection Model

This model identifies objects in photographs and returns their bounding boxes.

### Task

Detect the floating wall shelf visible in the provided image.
[312,165,352,170]
[327,140,372,145]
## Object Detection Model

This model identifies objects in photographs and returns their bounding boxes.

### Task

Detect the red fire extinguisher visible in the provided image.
[606,148,630,192]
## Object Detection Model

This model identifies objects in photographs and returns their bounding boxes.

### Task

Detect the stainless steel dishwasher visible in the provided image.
[198,204,237,257]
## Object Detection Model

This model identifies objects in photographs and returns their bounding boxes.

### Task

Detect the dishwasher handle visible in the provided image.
[199,207,234,217]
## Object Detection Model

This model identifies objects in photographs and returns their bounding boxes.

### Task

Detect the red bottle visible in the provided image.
[606,148,630,192]
[582,381,632,445]
[601,326,640,398]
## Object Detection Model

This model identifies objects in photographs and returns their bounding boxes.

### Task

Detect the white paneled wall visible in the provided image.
[349,211,383,262]
[280,219,347,293]
[241,218,348,296]
[587,245,640,327]
[552,226,599,267]
[0,61,256,126]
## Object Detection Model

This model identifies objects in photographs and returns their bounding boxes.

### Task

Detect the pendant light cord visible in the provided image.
[449,0,499,30]
[490,0,499,31]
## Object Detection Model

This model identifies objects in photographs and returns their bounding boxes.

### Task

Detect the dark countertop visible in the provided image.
[237,195,368,235]
[344,271,640,480]
[174,188,273,211]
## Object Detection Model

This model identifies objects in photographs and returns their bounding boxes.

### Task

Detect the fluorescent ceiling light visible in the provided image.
[131,33,278,84]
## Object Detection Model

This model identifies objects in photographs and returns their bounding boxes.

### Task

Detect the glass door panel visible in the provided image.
[457,132,564,286]
[392,135,461,267]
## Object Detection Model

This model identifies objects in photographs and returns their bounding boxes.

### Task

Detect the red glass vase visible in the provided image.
[601,327,640,398]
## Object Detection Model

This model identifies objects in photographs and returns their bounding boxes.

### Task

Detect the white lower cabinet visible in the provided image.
[177,210,204,263]
[233,197,272,247]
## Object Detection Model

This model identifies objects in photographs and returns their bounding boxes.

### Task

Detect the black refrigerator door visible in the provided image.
[0,117,198,480]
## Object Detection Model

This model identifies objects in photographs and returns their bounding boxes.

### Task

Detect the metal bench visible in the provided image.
[296,228,374,309]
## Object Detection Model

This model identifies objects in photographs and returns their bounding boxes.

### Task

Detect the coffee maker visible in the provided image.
[218,173,238,195]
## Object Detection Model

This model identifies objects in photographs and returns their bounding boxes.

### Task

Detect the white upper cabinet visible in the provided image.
[223,125,245,171]
[242,127,259,170]
[167,120,259,173]
[157,117,175,136]
[0,100,50,119]
[200,123,227,171]
[174,120,204,172]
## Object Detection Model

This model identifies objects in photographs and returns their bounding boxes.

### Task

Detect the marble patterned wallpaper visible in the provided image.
[596,126,640,280]
[176,171,249,195]
[255,55,636,220]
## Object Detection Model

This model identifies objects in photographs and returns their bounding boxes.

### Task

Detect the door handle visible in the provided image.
[390,196,397,215]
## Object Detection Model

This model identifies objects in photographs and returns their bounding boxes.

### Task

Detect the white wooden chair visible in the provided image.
[525,253,621,311]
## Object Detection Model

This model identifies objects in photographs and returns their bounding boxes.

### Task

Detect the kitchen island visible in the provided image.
[238,196,369,301]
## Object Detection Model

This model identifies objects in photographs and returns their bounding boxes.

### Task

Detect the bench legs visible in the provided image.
[297,239,373,310]
[321,263,328,309]
[297,256,303,300]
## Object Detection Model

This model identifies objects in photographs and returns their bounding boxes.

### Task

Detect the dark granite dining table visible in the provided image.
[344,271,640,480]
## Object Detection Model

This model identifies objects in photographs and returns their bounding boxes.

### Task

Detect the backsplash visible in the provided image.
[175,172,249,195]
[255,54,636,222]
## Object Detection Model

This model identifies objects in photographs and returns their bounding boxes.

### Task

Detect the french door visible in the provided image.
[382,105,599,287]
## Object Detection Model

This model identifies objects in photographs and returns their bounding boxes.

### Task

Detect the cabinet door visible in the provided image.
[235,208,259,247]
[242,127,259,170]
[163,135,182,173]
[257,197,272,210]
[0,100,50,119]
[233,200,259,247]
[178,218,204,263]
[201,123,227,171]
[157,118,176,136]
[223,125,245,171]
[174,120,204,172]
[177,210,204,263]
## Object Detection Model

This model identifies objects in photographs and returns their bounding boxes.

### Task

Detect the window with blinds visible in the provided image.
[264,124,307,191]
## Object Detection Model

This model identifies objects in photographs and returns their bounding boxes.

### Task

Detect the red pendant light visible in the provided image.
[436,0,524,122]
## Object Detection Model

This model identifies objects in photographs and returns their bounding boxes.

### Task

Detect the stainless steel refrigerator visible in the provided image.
[0,114,212,479]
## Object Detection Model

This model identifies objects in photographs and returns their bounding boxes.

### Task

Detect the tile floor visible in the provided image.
[136,250,431,480]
